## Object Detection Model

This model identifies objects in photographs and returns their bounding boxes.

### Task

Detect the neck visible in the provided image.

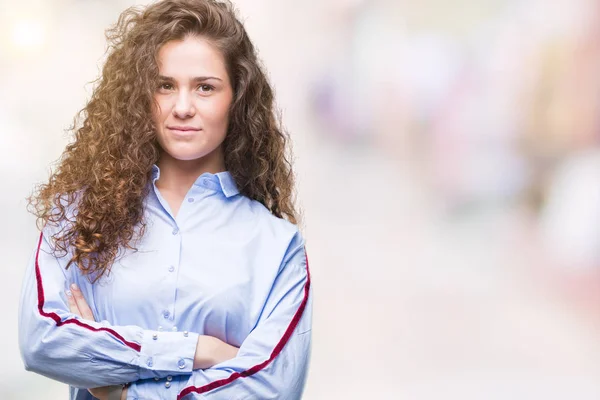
[155,150,225,195]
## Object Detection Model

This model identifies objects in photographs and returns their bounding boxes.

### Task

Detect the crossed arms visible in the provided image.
[19,230,312,399]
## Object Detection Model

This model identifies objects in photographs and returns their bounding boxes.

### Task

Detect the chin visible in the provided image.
[165,147,215,161]
[160,139,224,164]
[172,153,209,161]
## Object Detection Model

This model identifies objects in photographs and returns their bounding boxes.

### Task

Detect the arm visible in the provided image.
[65,290,129,400]
[18,228,200,388]
[65,276,238,400]
[127,233,313,400]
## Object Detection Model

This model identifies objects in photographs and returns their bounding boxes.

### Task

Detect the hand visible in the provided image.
[87,385,128,400]
[66,283,95,321]
[194,335,239,369]
[66,284,128,400]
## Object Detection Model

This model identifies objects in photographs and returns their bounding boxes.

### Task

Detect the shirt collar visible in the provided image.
[151,164,239,198]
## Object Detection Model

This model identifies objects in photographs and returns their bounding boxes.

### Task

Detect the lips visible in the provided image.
[167,126,201,131]
[167,127,201,140]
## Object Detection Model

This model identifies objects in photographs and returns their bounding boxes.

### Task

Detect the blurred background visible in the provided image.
[2,0,600,398]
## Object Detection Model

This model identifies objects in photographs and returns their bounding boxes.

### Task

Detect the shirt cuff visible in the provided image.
[126,381,143,400]
[137,329,198,379]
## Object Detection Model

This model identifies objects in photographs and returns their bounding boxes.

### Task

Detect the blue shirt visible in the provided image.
[18,164,312,400]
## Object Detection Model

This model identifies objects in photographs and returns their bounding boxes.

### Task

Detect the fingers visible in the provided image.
[88,386,106,399]
[88,385,122,399]
[66,289,81,317]
[69,283,96,321]
[88,387,102,397]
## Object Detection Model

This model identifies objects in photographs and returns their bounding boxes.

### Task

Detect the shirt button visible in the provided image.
[152,333,158,340]
[183,331,189,337]
[165,381,171,388]
[147,358,153,367]
[178,359,186,369]
[172,227,179,235]
[168,265,175,272]
[167,376,173,382]
[187,197,195,203]
[163,310,170,319]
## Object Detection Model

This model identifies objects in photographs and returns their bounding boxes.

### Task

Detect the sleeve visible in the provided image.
[126,232,313,400]
[18,228,199,389]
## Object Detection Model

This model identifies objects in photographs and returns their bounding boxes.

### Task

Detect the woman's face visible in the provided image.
[153,35,233,169]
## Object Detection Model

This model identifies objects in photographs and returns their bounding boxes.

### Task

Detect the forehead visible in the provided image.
[156,36,228,78]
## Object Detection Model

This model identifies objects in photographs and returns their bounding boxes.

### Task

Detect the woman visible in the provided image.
[18,1,312,399]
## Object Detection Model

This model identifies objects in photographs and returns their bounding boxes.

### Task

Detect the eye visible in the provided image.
[158,82,174,91]
[198,84,214,93]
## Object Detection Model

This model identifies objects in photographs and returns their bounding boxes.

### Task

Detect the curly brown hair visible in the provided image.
[27,0,299,282]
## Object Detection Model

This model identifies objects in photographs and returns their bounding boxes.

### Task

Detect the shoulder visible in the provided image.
[245,197,302,238]
[233,195,305,263]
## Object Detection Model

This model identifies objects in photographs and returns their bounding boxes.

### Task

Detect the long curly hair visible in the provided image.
[27,0,299,282]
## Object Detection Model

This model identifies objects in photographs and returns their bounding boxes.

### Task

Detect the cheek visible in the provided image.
[151,101,169,148]
[203,97,232,128]
[152,98,169,123]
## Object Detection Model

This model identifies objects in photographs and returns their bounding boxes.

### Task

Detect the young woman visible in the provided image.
[18,1,312,399]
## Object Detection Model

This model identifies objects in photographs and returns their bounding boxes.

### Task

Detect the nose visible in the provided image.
[172,91,195,119]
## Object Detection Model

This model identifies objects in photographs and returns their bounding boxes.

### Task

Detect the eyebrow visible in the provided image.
[158,75,223,82]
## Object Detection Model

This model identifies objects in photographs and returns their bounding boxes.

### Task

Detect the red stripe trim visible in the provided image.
[34,231,141,352]
[177,248,311,399]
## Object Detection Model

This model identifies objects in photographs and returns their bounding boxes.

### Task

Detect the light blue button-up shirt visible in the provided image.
[18,164,312,399]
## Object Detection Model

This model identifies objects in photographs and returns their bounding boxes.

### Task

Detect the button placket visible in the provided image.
[161,222,180,331]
